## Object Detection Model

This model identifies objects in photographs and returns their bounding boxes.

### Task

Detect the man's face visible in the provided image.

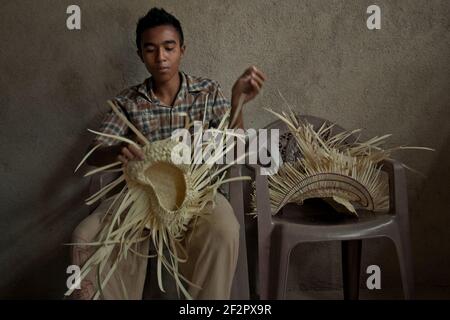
[138,25,185,83]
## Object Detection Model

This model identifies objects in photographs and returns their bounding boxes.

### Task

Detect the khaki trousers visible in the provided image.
[70,193,239,300]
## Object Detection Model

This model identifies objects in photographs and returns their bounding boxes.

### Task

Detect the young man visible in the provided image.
[71,7,266,300]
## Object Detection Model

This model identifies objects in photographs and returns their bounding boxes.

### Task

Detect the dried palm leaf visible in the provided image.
[66,99,249,300]
[251,106,433,217]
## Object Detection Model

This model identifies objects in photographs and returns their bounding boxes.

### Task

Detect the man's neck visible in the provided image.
[152,72,182,106]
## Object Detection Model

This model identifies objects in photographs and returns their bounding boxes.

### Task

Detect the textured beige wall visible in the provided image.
[0,0,449,298]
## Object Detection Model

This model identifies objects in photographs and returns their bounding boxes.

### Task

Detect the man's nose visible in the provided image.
[156,48,166,62]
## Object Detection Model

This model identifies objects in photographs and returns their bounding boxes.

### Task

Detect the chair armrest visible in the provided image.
[380,159,409,219]
[253,165,275,233]
[245,163,260,172]
[227,164,251,299]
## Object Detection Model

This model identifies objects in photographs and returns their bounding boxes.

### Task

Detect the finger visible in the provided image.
[254,68,267,81]
[248,70,262,87]
[250,78,262,93]
[129,144,144,160]
[121,147,135,161]
[243,66,255,76]
[251,72,265,88]
[117,155,128,165]
[247,66,267,81]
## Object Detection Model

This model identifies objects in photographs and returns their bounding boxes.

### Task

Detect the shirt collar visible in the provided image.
[137,71,202,105]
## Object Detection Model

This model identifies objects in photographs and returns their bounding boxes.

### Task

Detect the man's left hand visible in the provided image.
[231,66,267,105]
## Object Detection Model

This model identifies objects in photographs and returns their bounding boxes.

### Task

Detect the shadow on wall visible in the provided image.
[0,133,92,299]
[411,131,450,288]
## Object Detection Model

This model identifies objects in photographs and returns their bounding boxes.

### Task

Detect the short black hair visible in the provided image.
[136,8,184,51]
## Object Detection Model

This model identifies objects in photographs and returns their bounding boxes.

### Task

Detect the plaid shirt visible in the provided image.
[93,72,231,146]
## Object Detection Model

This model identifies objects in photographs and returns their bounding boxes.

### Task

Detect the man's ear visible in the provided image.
[137,50,144,63]
[180,45,186,58]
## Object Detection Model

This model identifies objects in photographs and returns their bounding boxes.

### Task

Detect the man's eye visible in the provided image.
[166,47,175,52]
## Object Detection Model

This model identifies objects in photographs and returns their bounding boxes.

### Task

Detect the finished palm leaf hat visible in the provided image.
[251,105,432,217]
[66,100,248,299]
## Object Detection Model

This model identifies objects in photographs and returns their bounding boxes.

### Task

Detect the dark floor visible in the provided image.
[286,287,450,300]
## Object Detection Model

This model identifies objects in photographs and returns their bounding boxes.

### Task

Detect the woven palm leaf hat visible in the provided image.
[66,99,248,300]
[251,103,432,217]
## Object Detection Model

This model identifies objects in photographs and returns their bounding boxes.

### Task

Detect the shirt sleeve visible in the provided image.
[208,84,231,129]
[91,98,130,147]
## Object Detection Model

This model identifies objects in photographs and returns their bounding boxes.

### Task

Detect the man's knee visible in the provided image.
[72,196,117,242]
[207,195,240,245]
[71,211,104,243]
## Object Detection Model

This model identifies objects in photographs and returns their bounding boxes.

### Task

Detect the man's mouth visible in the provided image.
[157,66,170,72]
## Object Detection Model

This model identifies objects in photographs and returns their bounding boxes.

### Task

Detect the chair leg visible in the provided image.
[260,234,291,300]
[273,241,291,300]
[258,236,271,300]
[392,231,415,300]
[342,240,362,300]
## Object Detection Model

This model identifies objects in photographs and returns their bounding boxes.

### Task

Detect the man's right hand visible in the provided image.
[86,143,144,168]
[117,144,145,165]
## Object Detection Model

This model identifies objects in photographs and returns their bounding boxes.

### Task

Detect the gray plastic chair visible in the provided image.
[251,115,414,300]
[87,164,250,300]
